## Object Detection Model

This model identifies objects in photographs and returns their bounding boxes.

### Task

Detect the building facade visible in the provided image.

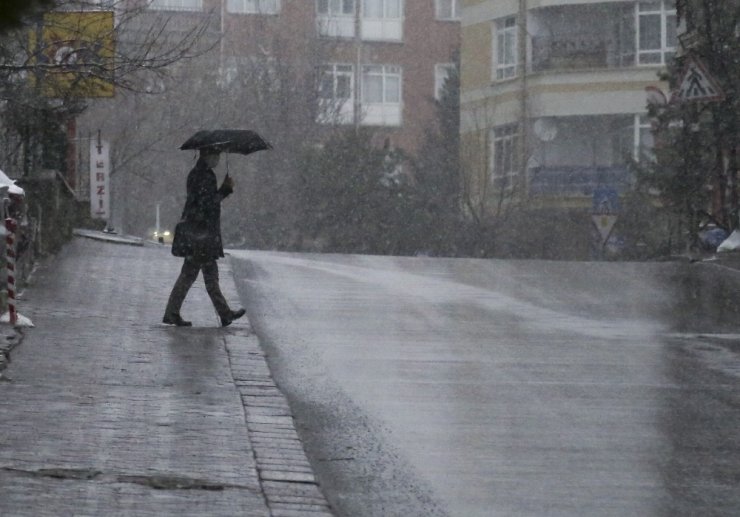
[460,0,676,214]
[147,0,460,154]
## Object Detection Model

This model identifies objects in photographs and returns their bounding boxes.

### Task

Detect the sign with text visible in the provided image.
[29,11,115,98]
[89,139,110,220]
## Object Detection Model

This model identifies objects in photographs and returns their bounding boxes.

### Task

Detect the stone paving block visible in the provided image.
[247,423,301,434]
[232,373,275,383]
[270,509,334,517]
[227,357,270,368]
[249,430,302,441]
[250,433,302,442]
[249,427,300,437]
[252,440,306,451]
[238,386,284,397]
[255,455,312,466]
[234,378,275,388]
[242,395,292,408]
[253,445,308,454]
[266,494,331,506]
[246,406,293,417]
[240,389,289,398]
[262,480,325,498]
[255,451,313,462]
[270,503,333,513]
[252,440,305,450]
[257,463,315,475]
[256,459,313,470]
[259,470,316,483]
[248,423,298,432]
[255,457,312,468]
[246,415,296,426]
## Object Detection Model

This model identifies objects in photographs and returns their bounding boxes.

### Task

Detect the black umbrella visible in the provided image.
[180,129,272,155]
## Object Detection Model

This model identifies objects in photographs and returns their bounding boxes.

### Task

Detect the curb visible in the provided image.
[73,229,144,246]
[219,258,333,517]
[222,331,332,517]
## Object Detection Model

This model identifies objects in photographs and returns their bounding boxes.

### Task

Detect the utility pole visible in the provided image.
[518,0,529,198]
[354,0,362,130]
[219,0,226,78]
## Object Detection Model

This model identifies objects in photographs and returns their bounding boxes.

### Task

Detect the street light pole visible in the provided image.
[354,0,362,130]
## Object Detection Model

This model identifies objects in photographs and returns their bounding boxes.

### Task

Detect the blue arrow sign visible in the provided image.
[592,187,620,215]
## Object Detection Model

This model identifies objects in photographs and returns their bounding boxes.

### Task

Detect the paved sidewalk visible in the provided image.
[0,237,331,516]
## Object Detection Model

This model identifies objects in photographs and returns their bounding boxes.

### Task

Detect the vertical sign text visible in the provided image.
[89,139,110,219]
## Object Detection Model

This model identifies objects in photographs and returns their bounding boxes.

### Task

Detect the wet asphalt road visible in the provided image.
[230,251,740,517]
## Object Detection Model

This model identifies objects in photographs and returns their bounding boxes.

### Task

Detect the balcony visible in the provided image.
[532,36,619,72]
[529,3,635,72]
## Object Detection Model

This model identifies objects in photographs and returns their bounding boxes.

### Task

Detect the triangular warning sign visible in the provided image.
[672,56,724,103]
[592,214,617,245]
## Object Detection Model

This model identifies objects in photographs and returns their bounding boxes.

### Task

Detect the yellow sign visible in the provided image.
[29,11,115,98]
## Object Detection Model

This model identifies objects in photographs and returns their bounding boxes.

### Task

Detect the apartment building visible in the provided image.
[147,0,460,154]
[460,0,675,212]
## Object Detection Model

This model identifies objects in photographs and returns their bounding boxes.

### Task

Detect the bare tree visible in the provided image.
[0,0,215,176]
[78,14,341,242]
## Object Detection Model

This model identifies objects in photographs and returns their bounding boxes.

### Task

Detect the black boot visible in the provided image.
[163,313,192,327]
[221,308,246,327]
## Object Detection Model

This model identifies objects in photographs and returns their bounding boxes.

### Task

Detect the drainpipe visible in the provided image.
[518,0,529,199]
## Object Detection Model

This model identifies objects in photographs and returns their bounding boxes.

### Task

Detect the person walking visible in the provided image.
[163,149,246,327]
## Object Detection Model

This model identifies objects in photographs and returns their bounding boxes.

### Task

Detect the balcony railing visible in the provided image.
[532,36,634,72]
[529,165,631,197]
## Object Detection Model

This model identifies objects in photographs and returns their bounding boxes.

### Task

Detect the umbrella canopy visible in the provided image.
[180,129,272,155]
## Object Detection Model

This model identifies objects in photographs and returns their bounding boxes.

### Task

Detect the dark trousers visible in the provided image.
[164,258,231,318]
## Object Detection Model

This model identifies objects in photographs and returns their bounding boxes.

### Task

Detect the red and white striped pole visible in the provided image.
[5,217,17,326]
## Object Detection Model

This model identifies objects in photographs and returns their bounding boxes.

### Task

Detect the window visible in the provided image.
[317,0,356,38]
[363,0,400,18]
[635,114,655,161]
[363,65,400,103]
[148,0,202,11]
[227,0,280,14]
[637,1,676,65]
[435,0,460,20]
[434,63,455,100]
[318,0,355,15]
[319,64,353,101]
[317,64,355,124]
[362,0,403,41]
[361,65,402,126]
[219,56,281,95]
[490,125,520,190]
[494,17,517,80]
[617,4,636,66]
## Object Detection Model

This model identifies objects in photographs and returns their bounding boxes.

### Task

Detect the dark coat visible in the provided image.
[180,157,233,262]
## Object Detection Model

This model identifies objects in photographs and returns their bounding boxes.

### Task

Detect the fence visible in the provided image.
[0,170,91,314]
